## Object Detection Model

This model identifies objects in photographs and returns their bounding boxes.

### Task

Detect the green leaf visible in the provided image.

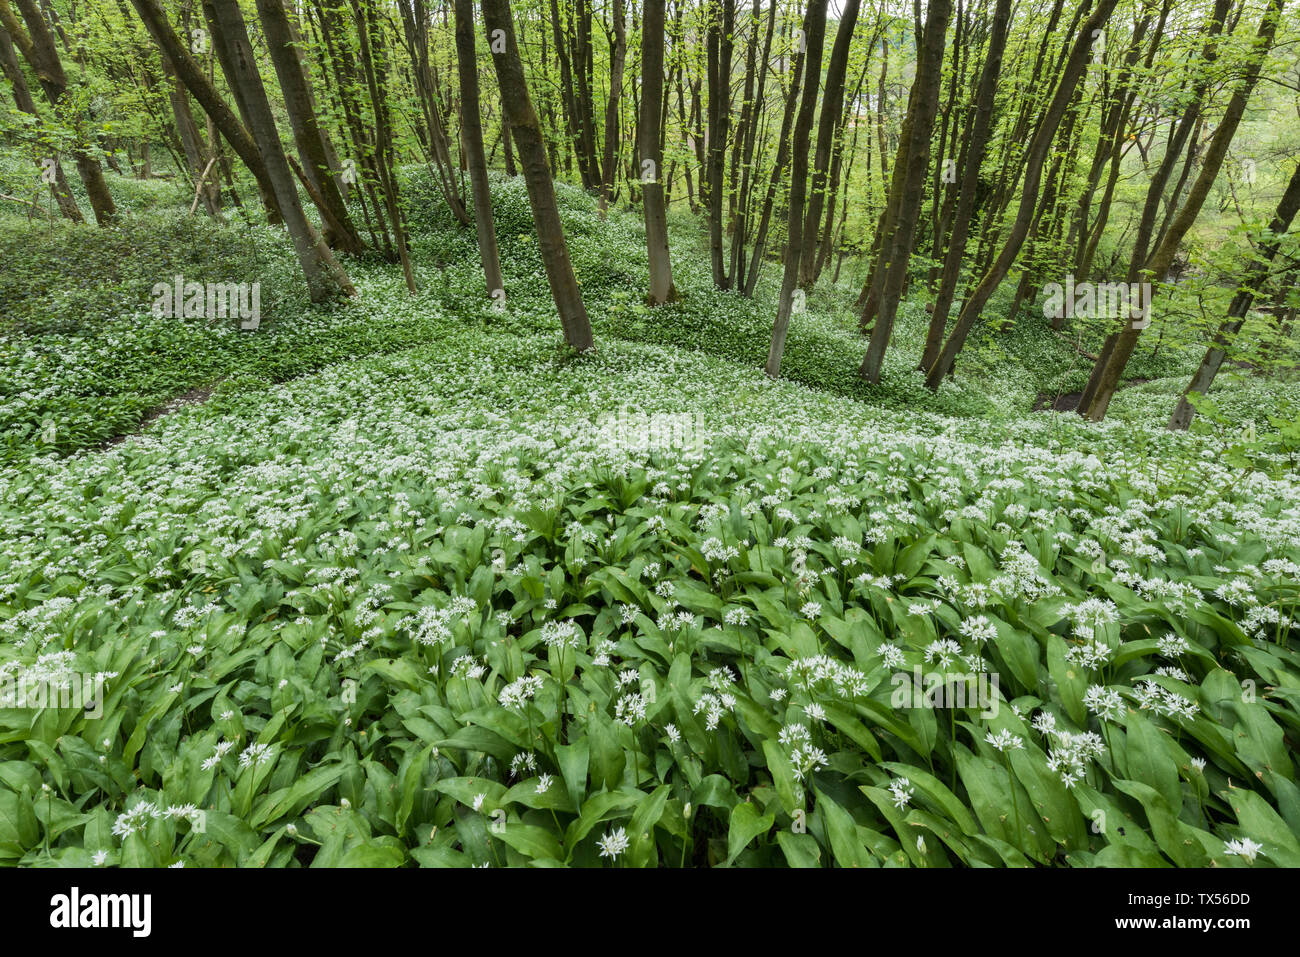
[726,800,773,864]
[497,823,564,862]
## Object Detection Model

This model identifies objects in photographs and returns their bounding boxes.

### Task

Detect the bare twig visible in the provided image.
[188,157,218,217]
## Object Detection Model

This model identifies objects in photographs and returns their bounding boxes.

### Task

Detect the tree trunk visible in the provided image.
[859,0,952,384]
[5,0,116,224]
[764,0,828,378]
[206,0,353,302]
[742,31,805,298]
[162,53,222,217]
[481,0,593,351]
[129,0,281,223]
[1074,0,1230,413]
[597,0,625,215]
[640,0,676,304]
[706,0,735,289]
[1169,158,1300,430]
[919,0,1010,373]
[1082,0,1284,421]
[453,0,504,297]
[798,0,860,290]
[351,0,417,292]
[255,0,363,254]
[0,20,81,220]
[925,0,1122,390]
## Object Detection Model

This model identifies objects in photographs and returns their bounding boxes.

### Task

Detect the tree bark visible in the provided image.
[925,0,1122,390]
[919,0,1010,373]
[129,0,281,223]
[798,0,860,290]
[0,20,81,220]
[206,0,353,302]
[256,0,363,254]
[1169,158,1300,430]
[742,30,806,298]
[1082,0,1284,421]
[706,0,735,289]
[764,0,828,378]
[859,0,952,384]
[453,0,504,297]
[481,0,593,351]
[4,0,116,224]
[640,0,676,304]
[597,0,626,214]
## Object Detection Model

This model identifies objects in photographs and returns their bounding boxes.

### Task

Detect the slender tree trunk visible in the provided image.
[859,0,952,384]
[548,0,585,185]
[764,0,828,378]
[919,0,1011,373]
[640,0,676,304]
[128,0,281,223]
[481,0,593,351]
[1082,0,1285,421]
[798,0,860,290]
[352,0,417,292]
[5,0,116,224]
[454,0,504,297]
[501,103,518,176]
[256,0,364,254]
[1074,0,1230,413]
[162,54,221,217]
[706,0,735,289]
[925,0,1122,390]
[399,0,470,225]
[0,21,81,220]
[726,0,769,290]
[742,33,805,298]
[206,0,353,301]
[597,0,626,214]
[1170,159,1300,430]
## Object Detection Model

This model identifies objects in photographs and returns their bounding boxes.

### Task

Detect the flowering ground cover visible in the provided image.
[1,307,1297,866]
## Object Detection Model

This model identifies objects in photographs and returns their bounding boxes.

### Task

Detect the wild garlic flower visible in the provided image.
[1223,837,1263,863]
[985,729,1024,752]
[597,827,629,858]
[888,777,915,810]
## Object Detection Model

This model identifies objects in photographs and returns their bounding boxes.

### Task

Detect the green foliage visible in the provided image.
[1,320,1297,868]
[2,159,1298,869]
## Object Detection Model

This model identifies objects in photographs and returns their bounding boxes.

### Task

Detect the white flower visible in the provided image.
[985,729,1024,752]
[1157,633,1190,657]
[724,607,750,626]
[1223,837,1263,863]
[238,743,272,769]
[471,793,486,813]
[597,827,629,858]
[1083,684,1124,721]
[877,642,905,668]
[888,777,915,810]
[615,692,647,726]
[959,615,997,643]
[111,801,161,839]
